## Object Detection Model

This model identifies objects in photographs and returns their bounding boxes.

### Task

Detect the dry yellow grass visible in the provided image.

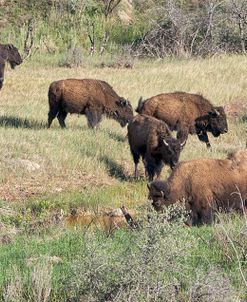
[0,54,246,202]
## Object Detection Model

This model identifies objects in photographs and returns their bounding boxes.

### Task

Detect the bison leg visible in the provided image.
[57,110,68,128]
[145,157,156,181]
[131,152,140,178]
[85,107,102,128]
[197,208,214,225]
[48,106,59,128]
[155,160,164,179]
[197,131,211,148]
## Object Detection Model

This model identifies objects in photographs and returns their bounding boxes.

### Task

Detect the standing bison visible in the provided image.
[136,92,228,148]
[0,44,22,90]
[128,114,186,180]
[48,79,134,128]
[148,149,247,225]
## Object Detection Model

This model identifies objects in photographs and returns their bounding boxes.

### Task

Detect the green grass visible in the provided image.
[0,54,247,300]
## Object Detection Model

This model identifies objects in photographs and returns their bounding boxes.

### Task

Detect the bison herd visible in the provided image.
[1,43,246,226]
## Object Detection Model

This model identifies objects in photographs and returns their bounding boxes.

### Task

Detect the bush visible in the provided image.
[58,47,84,68]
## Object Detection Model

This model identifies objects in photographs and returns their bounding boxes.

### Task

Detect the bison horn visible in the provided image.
[163,139,169,146]
[161,191,164,198]
[147,183,151,191]
[214,108,220,116]
[7,44,14,50]
[180,139,186,148]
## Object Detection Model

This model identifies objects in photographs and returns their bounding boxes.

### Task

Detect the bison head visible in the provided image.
[195,107,228,137]
[113,97,134,127]
[147,180,171,212]
[145,137,186,181]
[208,107,228,137]
[1,44,22,69]
[158,137,186,169]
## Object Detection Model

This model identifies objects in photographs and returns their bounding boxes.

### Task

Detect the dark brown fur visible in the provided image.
[0,44,22,69]
[136,92,228,148]
[148,149,247,225]
[0,44,22,90]
[127,114,186,180]
[48,79,133,128]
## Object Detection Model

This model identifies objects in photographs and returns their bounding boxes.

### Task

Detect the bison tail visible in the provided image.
[48,82,62,109]
[135,96,144,113]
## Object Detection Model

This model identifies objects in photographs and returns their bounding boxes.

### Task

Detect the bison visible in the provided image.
[136,92,228,148]
[148,149,247,225]
[127,114,186,180]
[0,44,22,90]
[48,78,134,128]
[0,44,22,69]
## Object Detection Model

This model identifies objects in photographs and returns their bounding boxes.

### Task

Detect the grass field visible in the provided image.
[0,54,247,301]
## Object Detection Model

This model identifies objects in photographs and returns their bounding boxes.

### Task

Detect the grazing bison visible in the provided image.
[127,114,186,180]
[136,92,228,148]
[0,44,22,90]
[148,149,247,225]
[48,79,134,128]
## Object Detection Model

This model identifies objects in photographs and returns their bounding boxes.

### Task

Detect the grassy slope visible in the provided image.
[0,55,246,300]
[0,55,246,203]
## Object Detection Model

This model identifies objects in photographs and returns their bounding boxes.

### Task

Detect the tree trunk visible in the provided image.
[239,19,246,54]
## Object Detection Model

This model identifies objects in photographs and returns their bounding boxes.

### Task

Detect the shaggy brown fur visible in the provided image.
[127,114,186,180]
[148,149,247,225]
[136,92,228,148]
[48,78,134,128]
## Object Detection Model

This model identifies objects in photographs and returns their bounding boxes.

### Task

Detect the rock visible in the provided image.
[19,159,40,171]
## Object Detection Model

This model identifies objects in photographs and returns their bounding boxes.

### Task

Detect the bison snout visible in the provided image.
[223,128,228,133]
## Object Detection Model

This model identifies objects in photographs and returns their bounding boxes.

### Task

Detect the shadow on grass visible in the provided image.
[0,115,46,129]
[99,155,131,181]
[101,128,127,143]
